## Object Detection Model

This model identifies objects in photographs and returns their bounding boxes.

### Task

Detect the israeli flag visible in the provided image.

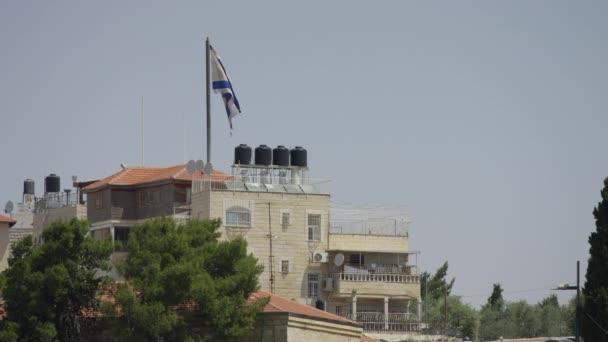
[210,45,241,129]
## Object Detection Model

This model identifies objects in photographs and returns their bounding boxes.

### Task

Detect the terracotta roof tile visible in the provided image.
[361,334,382,342]
[250,290,358,326]
[0,215,16,227]
[82,164,231,192]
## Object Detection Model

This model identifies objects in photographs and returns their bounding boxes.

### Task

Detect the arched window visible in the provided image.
[225,206,251,226]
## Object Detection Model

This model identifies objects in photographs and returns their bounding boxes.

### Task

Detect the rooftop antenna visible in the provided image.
[186,159,205,176]
[4,201,14,216]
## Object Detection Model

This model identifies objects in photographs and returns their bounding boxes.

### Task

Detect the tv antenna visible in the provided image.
[4,201,14,215]
[334,253,345,267]
[186,159,206,175]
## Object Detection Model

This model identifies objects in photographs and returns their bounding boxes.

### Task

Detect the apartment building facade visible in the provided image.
[27,145,422,336]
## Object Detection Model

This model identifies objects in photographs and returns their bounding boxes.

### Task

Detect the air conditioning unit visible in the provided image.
[323,277,334,291]
[312,251,328,263]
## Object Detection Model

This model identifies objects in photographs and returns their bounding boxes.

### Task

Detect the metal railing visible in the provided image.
[35,192,83,211]
[334,272,420,283]
[329,219,408,236]
[340,312,421,331]
[341,263,417,275]
[192,177,331,194]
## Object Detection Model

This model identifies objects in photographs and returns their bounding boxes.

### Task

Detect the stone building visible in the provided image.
[27,145,423,339]
[0,214,17,271]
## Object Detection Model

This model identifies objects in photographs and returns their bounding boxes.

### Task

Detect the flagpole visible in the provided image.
[141,96,144,166]
[205,37,211,164]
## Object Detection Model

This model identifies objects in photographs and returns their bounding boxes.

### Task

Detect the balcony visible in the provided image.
[340,312,421,332]
[328,232,408,253]
[330,269,420,298]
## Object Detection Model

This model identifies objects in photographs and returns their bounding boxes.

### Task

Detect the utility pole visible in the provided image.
[444,286,448,330]
[267,203,275,293]
[553,260,581,342]
[576,260,580,342]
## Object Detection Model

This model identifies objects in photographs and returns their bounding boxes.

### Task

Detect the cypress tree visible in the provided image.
[582,177,608,341]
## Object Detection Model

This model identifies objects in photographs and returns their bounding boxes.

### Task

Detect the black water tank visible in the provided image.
[290,146,307,167]
[272,145,290,167]
[23,179,35,195]
[45,174,60,193]
[234,144,252,165]
[254,145,272,166]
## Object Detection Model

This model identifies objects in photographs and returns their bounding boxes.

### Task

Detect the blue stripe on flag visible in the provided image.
[212,80,231,90]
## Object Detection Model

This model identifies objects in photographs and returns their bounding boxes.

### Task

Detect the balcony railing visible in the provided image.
[341,263,417,275]
[334,272,420,284]
[340,312,421,331]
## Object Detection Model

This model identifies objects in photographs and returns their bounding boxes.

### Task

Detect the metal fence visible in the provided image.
[35,192,83,211]
[191,177,331,195]
[340,312,421,331]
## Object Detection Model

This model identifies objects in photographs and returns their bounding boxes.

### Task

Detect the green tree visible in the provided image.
[445,296,479,340]
[583,177,608,341]
[487,283,505,310]
[560,295,577,336]
[503,301,539,338]
[110,217,266,341]
[420,262,478,339]
[0,219,113,341]
[421,261,455,303]
[537,294,562,337]
[479,283,506,341]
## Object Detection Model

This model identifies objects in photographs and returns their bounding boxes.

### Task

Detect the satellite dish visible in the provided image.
[195,160,205,173]
[186,160,196,175]
[334,253,344,267]
[204,162,213,175]
[4,201,14,214]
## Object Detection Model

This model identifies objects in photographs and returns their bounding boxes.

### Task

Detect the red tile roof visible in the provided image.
[82,164,231,192]
[361,334,381,342]
[0,215,16,227]
[250,290,358,326]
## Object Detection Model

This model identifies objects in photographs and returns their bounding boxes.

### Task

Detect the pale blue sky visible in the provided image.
[1,1,607,307]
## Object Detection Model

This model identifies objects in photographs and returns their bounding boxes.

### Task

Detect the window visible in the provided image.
[335,305,344,316]
[95,192,103,209]
[138,190,161,207]
[307,214,321,241]
[225,206,251,226]
[349,254,365,266]
[307,273,319,297]
[281,260,290,273]
[281,212,290,226]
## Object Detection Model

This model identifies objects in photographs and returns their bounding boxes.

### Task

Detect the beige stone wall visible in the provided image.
[329,233,408,253]
[237,313,362,342]
[0,222,11,271]
[286,316,362,341]
[33,204,87,238]
[195,190,331,303]
[191,189,422,305]
[335,279,421,300]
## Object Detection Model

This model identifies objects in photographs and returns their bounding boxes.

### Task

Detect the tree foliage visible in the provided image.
[487,283,504,310]
[421,262,478,340]
[0,219,113,341]
[108,218,266,341]
[582,177,608,341]
[421,261,455,302]
[478,284,576,341]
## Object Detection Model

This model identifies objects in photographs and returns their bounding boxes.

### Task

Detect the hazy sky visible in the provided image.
[1,1,607,307]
